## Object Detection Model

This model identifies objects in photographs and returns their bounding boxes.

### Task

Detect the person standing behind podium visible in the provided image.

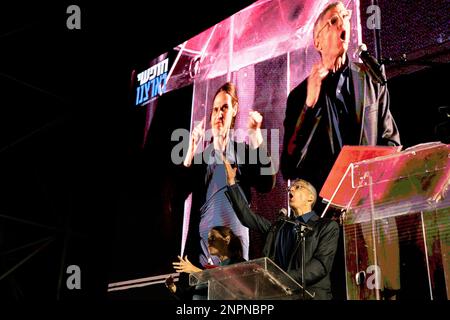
[280,1,400,192]
[165,226,245,300]
[224,160,339,300]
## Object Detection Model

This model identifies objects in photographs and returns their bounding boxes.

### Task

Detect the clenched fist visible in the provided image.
[306,61,329,108]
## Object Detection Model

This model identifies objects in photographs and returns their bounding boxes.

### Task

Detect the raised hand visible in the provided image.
[306,61,329,108]
[172,255,202,274]
[191,119,205,149]
[248,110,263,131]
[248,110,264,149]
[183,119,205,167]
[223,157,238,186]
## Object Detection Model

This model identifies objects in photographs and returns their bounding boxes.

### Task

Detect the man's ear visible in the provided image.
[314,37,321,51]
[308,194,315,203]
[232,103,238,117]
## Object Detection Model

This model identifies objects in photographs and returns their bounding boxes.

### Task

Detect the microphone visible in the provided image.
[357,44,387,85]
[278,208,313,231]
[279,208,288,218]
[295,220,313,231]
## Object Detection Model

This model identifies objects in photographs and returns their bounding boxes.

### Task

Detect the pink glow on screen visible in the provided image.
[164,0,361,94]
[171,0,363,257]
[132,0,363,258]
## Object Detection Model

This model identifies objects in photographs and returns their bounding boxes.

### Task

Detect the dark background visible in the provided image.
[0,0,257,300]
[0,0,448,300]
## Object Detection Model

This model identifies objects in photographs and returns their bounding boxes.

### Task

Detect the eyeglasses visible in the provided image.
[316,9,352,39]
[287,184,306,193]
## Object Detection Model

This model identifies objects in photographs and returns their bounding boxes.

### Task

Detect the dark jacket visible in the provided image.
[225,184,339,300]
[281,62,401,184]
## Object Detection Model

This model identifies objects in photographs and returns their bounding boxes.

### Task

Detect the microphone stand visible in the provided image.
[284,217,314,299]
[294,223,307,300]
[300,225,306,300]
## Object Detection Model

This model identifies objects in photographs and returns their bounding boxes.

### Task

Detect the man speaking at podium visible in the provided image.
[279,1,402,300]
[280,1,401,192]
[224,160,339,300]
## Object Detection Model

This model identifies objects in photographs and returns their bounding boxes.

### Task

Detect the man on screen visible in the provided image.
[280,1,400,192]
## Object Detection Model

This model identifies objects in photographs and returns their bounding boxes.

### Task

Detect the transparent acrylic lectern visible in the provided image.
[189,257,313,300]
[320,142,449,300]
